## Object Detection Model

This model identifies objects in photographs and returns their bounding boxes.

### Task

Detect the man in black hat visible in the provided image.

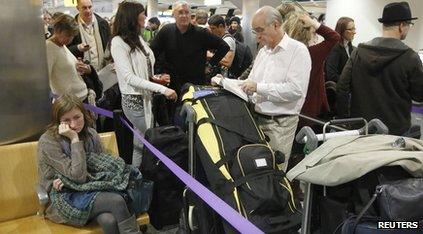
[337,1,423,136]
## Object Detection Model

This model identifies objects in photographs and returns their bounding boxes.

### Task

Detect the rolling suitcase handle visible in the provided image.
[188,205,196,231]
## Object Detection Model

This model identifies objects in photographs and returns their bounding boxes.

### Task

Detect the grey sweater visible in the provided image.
[37,128,103,224]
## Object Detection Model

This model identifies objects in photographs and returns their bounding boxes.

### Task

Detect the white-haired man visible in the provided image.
[241,6,311,171]
[150,1,229,94]
[150,1,229,120]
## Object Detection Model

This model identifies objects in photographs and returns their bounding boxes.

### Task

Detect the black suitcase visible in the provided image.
[141,125,188,230]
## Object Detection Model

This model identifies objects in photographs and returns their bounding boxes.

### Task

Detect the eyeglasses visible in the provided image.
[176,10,190,17]
[405,21,415,27]
[251,23,274,35]
[251,27,265,35]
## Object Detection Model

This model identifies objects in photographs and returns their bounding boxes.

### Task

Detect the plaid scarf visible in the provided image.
[50,152,131,226]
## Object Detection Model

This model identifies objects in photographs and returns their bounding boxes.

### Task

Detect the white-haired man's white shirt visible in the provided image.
[247,34,311,116]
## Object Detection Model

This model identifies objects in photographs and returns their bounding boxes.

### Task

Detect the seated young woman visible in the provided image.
[37,94,141,234]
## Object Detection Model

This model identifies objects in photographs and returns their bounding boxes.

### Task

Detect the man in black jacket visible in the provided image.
[68,0,111,71]
[337,2,423,135]
[150,1,229,94]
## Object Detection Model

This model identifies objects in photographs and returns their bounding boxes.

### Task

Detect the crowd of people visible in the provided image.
[39,0,422,232]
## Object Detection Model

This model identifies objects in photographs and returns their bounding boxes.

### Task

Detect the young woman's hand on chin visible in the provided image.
[58,123,79,143]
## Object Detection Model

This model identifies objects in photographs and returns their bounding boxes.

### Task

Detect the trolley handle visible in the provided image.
[180,103,197,124]
[323,118,368,141]
[329,117,366,125]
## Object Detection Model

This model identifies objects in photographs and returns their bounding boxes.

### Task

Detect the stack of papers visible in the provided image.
[98,63,118,91]
[212,76,248,101]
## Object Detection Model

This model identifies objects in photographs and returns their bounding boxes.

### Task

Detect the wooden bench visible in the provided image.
[0,132,149,233]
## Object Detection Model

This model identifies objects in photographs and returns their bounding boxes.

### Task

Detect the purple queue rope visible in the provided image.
[84,103,114,118]
[412,106,423,114]
[84,104,264,234]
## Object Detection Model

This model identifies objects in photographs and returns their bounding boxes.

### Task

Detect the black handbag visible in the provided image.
[378,178,423,221]
[341,215,423,234]
[345,177,423,233]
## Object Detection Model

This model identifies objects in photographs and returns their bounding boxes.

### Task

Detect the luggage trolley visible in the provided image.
[294,117,388,234]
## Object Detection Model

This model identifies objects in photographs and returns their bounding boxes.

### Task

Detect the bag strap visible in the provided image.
[182,89,229,104]
[197,117,264,144]
[355,187,375,215]
[353,186,383,233]
[218,170,282,195]
[222,33,234,40]
[214,155,235,169]
[266,212,301,231]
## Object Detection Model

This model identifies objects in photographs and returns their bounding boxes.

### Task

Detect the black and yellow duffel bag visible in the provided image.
[181,84,301,233]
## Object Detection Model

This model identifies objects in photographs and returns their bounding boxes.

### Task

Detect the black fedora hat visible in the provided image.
[378,1,418,23]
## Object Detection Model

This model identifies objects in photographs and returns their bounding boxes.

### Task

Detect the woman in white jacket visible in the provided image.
[111,1,177,167]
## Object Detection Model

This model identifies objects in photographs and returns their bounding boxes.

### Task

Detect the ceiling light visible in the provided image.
[204,0,222,6]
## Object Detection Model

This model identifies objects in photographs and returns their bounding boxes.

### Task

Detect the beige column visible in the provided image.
[147,0,159,18]
[241,0,260,55]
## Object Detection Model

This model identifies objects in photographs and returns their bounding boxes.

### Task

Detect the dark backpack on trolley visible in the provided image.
[223,34,253,78]
[141,126,188,230]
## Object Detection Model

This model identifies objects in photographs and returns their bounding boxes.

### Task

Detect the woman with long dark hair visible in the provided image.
[111,1,177,167]
[228,16,244,43]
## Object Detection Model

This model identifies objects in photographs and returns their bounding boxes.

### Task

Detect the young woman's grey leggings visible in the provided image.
[89,192,131,234]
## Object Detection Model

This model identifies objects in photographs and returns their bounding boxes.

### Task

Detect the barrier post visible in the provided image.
[113,110,133,165]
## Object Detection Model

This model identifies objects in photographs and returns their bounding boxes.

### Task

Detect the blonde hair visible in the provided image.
[283,12,312,46]
[277,3,301,22]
